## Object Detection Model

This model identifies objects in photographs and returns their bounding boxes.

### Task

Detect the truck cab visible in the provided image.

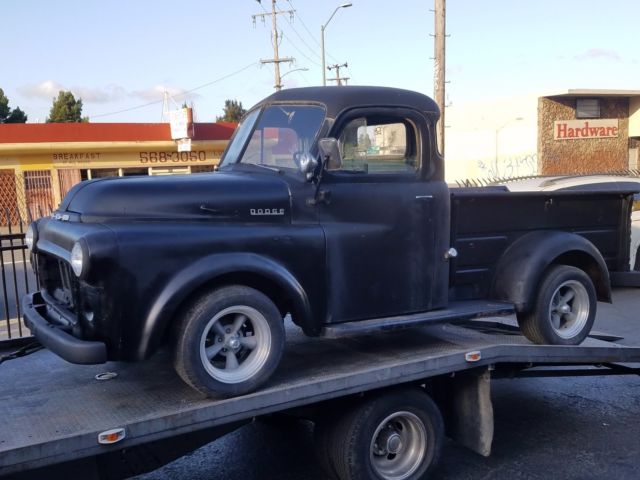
[228,87,451,322]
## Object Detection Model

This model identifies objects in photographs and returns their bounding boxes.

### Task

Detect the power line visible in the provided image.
[296,70,311,86]
[277,1,322,62]
[287,0,348,70]
[285,0,322,49]
[280,34,321,67]
[283,0,352,82]
[89,62,258,120]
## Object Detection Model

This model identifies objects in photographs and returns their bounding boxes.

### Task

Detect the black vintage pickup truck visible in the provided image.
[23,87,637,397]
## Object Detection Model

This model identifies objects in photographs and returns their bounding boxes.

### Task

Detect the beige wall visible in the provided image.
[538,97,629,174]
[629,98,640,138]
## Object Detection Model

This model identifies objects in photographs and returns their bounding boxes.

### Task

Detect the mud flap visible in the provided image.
[432,368,494,457]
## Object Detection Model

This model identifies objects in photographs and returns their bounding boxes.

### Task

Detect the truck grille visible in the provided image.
[39,254,80,313]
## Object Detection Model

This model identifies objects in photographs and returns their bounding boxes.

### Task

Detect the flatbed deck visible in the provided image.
[2,321,640,477]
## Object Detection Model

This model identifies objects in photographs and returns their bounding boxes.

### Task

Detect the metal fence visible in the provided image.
[0,210,37,342]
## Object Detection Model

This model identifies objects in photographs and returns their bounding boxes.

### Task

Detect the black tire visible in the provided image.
[173,285,285,397]
[315,389,444,480]
[315,415,340,480]
[517,265,597,345]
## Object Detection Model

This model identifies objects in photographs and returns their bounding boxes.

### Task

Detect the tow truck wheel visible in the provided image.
[173,285,285,397]
[517,265,596,345]
[315,389,444,480]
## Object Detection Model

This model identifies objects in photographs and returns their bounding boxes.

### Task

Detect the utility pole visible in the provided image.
[327,62,349,86]
[434,0,446,157]
[253,0,295,91]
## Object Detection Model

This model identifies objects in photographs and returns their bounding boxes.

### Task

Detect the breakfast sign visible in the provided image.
[554,119,619,140]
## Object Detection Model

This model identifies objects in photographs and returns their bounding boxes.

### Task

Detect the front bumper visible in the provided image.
[22,292,107,364]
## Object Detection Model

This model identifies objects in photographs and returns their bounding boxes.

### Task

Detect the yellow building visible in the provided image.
[0,121,235,224]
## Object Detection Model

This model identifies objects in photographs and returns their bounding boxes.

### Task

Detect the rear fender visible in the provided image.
[492,230,611,312]
[137,253,314,359]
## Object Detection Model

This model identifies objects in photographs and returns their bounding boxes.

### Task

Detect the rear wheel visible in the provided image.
[315,389,444,480]
[517,265,596,345]
[174,285,285,397]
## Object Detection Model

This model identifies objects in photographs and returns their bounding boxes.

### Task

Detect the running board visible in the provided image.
[321,301,515,338]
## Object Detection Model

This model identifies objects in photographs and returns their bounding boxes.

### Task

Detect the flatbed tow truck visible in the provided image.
[9,86,640,478]
[2,318,640,480]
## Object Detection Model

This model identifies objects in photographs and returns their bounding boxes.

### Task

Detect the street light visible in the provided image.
[494,117,523,177]
[280,67,309,87]
[321,3,352,86]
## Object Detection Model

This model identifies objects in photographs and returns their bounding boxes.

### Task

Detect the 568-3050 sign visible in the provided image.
[139,151,209,163]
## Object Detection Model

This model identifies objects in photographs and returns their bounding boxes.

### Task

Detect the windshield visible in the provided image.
[219,108,261,168]
[220,105,325,170]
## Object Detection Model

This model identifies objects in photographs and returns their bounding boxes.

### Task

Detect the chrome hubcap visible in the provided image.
[548,280,590,339]
[199,305,271,384]
[370,412,427,480]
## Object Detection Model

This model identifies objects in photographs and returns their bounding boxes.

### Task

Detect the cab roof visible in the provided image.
[256,86,440,121]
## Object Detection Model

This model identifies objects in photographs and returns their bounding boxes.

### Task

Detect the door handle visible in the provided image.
[317,189,332,205]
[415,195,434,201]
[308,189,332,206]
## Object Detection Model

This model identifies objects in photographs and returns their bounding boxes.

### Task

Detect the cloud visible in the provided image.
[75,85,127,103]
[574,48,621,62]
[18,80,65,100]
[18,80,127,103]
[18,81,204,108]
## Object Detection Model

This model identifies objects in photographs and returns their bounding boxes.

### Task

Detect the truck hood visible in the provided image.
[59,171,292,223]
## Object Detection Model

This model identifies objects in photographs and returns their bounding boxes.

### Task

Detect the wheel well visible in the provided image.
[163,272,296,345]
[551,250,609,301]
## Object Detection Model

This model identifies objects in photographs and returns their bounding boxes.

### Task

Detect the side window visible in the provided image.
[336,116,418,174]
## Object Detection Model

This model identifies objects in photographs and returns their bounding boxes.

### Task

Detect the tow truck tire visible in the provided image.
[315,389,444,480]
[173,285,285,397]
[517,265,596,345]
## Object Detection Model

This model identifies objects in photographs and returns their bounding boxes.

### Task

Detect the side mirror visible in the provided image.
[298,153,319,181]
[318,138,342,171]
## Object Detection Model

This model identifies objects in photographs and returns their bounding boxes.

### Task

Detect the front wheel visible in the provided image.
[517,265,597,345]
[173,285,285,397]
[315,389,444,480]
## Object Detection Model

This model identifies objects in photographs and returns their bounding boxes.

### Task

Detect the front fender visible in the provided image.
[492,230,611,312]
[137,252,314,359]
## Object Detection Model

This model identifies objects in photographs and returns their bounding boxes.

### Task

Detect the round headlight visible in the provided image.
[25,223,36,250]
[70,242,85,277]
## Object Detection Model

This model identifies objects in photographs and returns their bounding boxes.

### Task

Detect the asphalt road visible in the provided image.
[135,289,640,480]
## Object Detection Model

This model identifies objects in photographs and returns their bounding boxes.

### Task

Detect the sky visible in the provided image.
[3,0,640,178]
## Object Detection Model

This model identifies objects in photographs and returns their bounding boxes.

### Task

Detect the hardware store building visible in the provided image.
[538,89,640,174]
[0,122,235,224]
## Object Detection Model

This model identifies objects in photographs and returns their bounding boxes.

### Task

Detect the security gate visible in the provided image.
[0,211,36,341]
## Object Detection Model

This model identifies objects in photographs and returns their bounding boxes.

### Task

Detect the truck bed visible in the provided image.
[3,320,640,476]
[450,189,635,299]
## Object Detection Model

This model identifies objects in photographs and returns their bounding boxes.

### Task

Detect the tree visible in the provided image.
[0,88,28,123]
[47,91,86,123]
[0,89,9,121]
[216,99,246,123]
[6,107,27,123]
